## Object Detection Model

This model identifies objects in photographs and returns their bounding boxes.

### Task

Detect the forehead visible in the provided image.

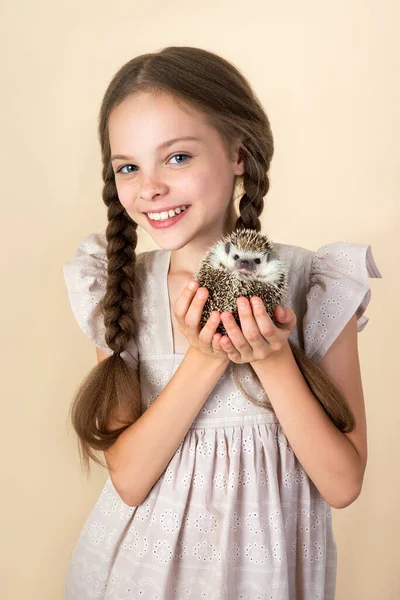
[108,91,218,150]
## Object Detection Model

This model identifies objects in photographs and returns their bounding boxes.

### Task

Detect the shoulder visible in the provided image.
[272,240,314,280]
[272,237,382,297]
[62,231,161,274]
[274,239,383,363]
[62,232,163,355]
[272,240,313,259]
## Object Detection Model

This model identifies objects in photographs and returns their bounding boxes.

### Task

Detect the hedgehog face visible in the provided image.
[208,240,275,280]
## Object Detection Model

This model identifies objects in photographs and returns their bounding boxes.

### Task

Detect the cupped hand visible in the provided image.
[173,282,296,365]
[173,280,229,362]
[215,296,297,364]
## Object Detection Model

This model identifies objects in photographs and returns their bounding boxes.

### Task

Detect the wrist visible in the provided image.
[187,345,230,369]
[250,341,293,372]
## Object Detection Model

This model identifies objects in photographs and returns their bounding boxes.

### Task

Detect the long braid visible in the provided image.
[100,162,138,352]
[69,162,142,475]
[234,171,269,233]
[231,167,277,412]
[231,170,356,433]
[68,46,356,478]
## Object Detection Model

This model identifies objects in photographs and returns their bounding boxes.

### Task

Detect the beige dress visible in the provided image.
[62,232,382,600]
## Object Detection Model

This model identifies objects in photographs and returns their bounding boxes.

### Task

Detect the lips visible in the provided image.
[145,205,190,229]
[144,204,189,214]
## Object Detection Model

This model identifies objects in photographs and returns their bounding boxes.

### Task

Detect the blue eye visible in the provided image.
[169,153,191,164]
[116,153,191,174]
[118,164,136,174]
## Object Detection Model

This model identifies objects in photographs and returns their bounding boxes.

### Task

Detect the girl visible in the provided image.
[62,46,382,599]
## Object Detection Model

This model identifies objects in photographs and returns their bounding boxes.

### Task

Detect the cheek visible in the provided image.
[115,179,137,210]
[187,166,231,205]
[174,169,207,191]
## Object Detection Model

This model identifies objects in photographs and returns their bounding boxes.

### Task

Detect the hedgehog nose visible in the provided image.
[240,260,249,267]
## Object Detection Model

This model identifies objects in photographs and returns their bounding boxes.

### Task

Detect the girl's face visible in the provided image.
[108,91,245,252]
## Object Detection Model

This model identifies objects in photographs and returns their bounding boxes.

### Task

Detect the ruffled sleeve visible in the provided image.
[303,242,382,363]
[62,232,139,370]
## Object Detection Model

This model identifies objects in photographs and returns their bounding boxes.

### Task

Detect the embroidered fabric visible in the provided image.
[62,233,139,370]
[61,232,382,600]
[303,242,382,362]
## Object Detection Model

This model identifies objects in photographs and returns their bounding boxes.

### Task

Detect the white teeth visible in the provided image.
[148,205,187,221]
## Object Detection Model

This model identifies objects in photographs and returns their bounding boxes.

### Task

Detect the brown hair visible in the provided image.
[69,46,355,476]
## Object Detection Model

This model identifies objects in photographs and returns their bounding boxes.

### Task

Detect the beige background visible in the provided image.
[1,1,398,598]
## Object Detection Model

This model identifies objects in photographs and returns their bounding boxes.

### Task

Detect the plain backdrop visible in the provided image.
[1,1,398,598]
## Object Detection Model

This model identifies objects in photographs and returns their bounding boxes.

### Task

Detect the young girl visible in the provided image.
[62,46,382,599]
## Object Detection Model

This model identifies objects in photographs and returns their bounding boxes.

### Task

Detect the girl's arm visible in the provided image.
[102,280,229,507]
[104,346,229,507]
[250,313,366,510]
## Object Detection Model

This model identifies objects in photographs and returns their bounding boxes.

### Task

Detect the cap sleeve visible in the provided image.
[62,232,138,369]
[303,242,382,363]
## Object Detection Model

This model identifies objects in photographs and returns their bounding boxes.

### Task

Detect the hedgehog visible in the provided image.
[193,228,289,336]
[192,228,356,434]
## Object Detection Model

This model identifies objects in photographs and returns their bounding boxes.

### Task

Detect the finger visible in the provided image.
[274,305,296,329]
[211,332,224,352]
[173,280,199,326]
[198,311,222,347]
[275,305,288,321]
[200,318,230,359]
[219,334,241,359]
[184,287,209,332]
[236,297,264,348]
[249,297,282,345]
[220,310,251,355]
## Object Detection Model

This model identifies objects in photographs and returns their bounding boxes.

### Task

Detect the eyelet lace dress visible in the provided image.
[62,233,382,600]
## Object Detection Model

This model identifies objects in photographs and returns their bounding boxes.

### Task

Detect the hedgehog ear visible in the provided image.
[225,242,231,254]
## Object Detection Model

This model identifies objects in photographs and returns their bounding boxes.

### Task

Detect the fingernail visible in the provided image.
[188,281,196,290]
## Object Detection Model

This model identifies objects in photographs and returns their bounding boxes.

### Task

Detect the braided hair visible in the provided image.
[68,46,353,476]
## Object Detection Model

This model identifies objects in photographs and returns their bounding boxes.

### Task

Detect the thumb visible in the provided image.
[276,306,292,322]
[277,306,297,330]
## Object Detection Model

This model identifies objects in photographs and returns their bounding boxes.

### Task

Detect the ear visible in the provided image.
[231,141,245,176]
[233,150,245,176]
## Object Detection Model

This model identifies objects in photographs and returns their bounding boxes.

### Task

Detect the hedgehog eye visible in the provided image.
[254,258,261,264]
[233,254,239,260]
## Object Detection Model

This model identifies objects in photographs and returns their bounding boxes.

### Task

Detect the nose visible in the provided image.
[139,176,168,201]
[239,259,249,267]
[140,186,162,201]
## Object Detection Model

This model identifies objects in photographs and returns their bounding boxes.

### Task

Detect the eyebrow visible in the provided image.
[111,136,202,161]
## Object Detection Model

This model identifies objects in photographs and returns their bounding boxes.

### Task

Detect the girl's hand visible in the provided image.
[173,280,229,361]
[215,296,297,364]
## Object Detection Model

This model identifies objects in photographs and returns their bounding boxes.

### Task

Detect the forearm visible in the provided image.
[110,347,229,506]
[251,343,362,509]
